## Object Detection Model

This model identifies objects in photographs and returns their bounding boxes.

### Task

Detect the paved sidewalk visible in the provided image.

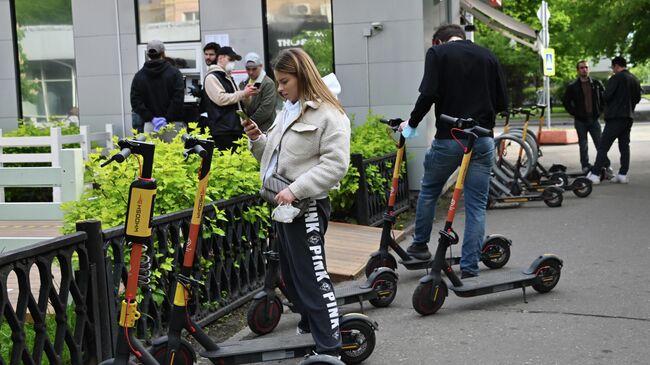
[223,123,650,365]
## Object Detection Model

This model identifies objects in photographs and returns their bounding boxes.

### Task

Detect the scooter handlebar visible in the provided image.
[379,118,404,131]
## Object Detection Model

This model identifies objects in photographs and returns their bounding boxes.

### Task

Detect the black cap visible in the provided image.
[216,46,242,61]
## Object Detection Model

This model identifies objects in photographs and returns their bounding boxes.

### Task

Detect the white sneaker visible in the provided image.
[611,174,628,184]
[586,172,601,185]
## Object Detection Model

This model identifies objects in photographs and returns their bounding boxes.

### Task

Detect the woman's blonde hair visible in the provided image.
[273,48,345,114]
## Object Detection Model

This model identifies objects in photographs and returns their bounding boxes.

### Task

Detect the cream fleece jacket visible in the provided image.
[250,100,351,200]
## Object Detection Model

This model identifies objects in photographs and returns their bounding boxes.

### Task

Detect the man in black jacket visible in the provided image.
[562,60,608,172]
[130,40,184,133]
[398,24,507,278]
[587,56,642,184]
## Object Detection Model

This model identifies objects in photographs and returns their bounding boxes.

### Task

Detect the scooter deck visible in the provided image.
[335,285,375,306]
[200,333,314,362]
[446,267,536,297]
[399,257,432,270]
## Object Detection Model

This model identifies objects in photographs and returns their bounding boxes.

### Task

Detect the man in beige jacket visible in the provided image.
[202,46,257,150]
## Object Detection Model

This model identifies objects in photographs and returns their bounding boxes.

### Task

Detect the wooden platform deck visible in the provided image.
[325,222,402,281]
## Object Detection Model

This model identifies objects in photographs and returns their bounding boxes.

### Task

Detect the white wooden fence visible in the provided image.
[0,125,113,220]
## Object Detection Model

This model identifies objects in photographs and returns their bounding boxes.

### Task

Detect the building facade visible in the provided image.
[1,0,532,189]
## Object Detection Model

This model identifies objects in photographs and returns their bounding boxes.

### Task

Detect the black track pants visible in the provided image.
[275,198,341,354]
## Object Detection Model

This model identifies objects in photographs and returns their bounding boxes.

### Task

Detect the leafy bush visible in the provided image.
[61,125,269,306]
[61,126,263,233]
[329,113,401,217]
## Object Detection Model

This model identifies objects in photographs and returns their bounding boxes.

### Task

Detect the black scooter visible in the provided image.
[149,135,377,365]
[247,233,397,336]
[365,118,512,278]
[411,115,563,316]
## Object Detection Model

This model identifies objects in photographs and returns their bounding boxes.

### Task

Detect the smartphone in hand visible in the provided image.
[253,82,262,88]
[236,110,248,120]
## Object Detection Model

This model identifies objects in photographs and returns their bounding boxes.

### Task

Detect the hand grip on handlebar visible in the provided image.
[183,144,207,159]
[439,114,478,129]
[379,118,404,131]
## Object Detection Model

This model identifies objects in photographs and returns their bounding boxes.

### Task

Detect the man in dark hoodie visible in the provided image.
[130,40,184,133]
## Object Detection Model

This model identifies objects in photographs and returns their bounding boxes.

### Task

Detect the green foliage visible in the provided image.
[61,126,268,306]
[329,113,401,216]
[565,0,650,64]
[61,127,262,233]
[293,29,334,76]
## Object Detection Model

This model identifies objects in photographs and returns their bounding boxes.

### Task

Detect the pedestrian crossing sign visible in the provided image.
[543,48,555,76]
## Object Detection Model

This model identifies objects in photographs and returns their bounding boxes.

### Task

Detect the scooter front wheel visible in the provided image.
[150,338,196,365]
[542,187,563,207]
[368,271,397,308]
[532,260,562,293]
[364,254,397,278]
[571,177,592,198]
[340,319,376,364]
[412,280,447,316]
[481,237,511,269]
[247,295,283,335]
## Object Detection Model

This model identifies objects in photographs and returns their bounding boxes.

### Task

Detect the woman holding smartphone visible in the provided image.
[243,48,351,358]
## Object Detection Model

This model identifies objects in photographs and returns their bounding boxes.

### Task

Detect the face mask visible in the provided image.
[225,62,236,72]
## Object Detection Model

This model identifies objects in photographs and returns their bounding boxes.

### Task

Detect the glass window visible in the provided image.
[137,0,201,43]
[265,0,334,76]
[14,0,77,123]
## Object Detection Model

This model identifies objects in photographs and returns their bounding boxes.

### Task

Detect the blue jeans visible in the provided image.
[412,137,495,275]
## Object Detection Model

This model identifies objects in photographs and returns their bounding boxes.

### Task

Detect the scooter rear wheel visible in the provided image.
[532,260,562,293]
[549,172,569,187]
[368,271,397,308]
[364,254,397,278]
[571,177,592,198]
[340,319,376,364]
[247,296,283,335]
[412,281,447,316]
[481,237,511,269]
[150,338,196,365]
[542,186,563,207]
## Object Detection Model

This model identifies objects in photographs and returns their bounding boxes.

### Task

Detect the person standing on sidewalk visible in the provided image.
[587,56,642,184]
[202,46,258,150]
[238,52,277,132]
[130,40,184,133]
[243,48,350,358]
[398,24,508,278]
[562,60,609,173]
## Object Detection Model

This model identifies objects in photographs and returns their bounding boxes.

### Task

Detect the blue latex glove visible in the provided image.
[402,124,419,139]
[152,117,167,132]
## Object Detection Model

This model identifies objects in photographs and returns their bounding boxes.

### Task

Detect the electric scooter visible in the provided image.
[150,135,377,365]
[365,118,512,278]
[411,115,563,316]
[516,105,594,196]
[247,232,397,336]
[489,108,565,208]
[495,107,592,199]
[98,136,196,365]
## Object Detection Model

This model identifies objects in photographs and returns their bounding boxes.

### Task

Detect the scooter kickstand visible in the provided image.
[522,286,528,304]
